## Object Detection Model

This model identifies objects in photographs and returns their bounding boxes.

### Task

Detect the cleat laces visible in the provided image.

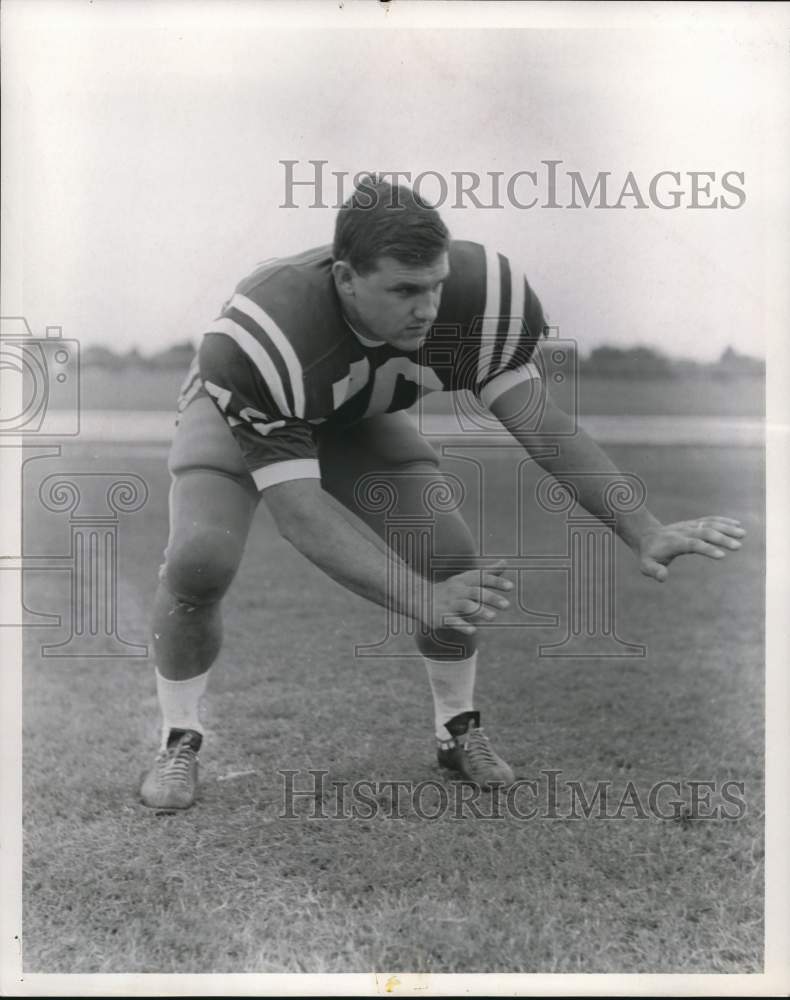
[462,727,499,771]
[157,738,197,788]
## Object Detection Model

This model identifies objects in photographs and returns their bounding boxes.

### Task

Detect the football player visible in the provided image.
[141,176,745,809]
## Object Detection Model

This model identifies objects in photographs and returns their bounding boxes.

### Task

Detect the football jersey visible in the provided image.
[178,240,547,491]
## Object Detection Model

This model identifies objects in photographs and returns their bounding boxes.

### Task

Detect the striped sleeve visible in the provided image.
[197,311,320,492]
[468,251,547,409]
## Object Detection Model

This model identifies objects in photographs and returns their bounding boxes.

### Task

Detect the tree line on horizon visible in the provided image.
[79,340,765,379]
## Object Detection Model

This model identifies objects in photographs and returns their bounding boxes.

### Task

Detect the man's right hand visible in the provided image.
[266,478,514,634]
[428,561,513,635]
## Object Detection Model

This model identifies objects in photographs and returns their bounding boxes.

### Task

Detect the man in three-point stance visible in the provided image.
[141,177,745,809]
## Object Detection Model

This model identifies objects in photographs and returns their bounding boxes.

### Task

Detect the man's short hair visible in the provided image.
[333,175,450,275]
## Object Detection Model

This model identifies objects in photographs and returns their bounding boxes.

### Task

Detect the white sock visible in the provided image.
[423,652,477,741]
[156,669,209,747]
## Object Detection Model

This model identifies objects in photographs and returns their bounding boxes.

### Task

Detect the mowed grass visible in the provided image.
[21,443,764,973]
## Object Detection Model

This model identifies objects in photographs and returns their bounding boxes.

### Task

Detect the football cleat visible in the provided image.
[140,728,202,809]
[436,710,515,789]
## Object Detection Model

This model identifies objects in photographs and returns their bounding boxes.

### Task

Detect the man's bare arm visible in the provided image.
[489,381,745,582]
[262,478,511,632]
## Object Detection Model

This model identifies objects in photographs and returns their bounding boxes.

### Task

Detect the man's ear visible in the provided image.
[332,260,355,297]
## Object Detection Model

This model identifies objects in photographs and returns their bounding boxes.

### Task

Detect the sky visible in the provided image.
[2,1,788,361]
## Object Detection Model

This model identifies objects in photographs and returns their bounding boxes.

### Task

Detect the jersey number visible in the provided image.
[364,357,443,416]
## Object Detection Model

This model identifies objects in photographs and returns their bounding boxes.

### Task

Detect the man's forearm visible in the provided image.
[491,383,744,582]
[521,425,662,550]
[264,480,425,621]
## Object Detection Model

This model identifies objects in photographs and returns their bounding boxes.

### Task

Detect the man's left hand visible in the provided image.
[636,517,746,582]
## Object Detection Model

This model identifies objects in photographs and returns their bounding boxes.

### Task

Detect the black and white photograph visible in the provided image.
[1,1,788,995]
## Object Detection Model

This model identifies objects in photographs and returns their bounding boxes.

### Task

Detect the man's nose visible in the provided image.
[413,291,439,323]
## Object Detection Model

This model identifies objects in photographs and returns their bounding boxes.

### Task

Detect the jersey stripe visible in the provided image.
[499,272,527,368]
[252,458,321,491]
[225,305,296,416]
[475,245,502,386]
[230,293,306,418]
[488,253,512,377]
[205,316,292,417]
[176,353,201,412]
[479,362,542,409]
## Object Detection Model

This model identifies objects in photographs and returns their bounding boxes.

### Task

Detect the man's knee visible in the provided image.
[424,513,478,582]
[389,515,477,582]
[426,541,478,583]
[162,528,244,605]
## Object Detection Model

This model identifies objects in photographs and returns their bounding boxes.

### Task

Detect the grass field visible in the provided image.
[21,441,764,974]
[72,366,765,417]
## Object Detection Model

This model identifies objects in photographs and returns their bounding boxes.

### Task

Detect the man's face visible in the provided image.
[338,253,450,351]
